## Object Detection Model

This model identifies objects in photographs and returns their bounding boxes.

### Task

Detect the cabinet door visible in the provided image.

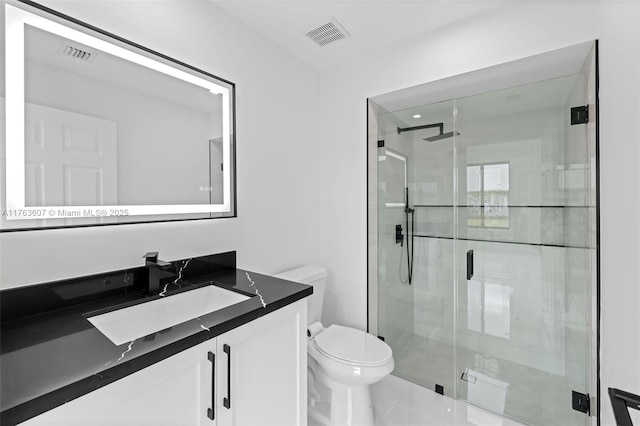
[22,340,217,426]
[216,300,307,426]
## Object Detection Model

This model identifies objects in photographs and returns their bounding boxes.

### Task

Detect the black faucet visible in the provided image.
[143,252,174,294]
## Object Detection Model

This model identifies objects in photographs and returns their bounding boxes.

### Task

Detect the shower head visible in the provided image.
[423,131,460,142]
[396,122,459,142]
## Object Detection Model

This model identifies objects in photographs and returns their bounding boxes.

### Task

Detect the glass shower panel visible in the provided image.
[377,100,457,397]
[454,75,592,426]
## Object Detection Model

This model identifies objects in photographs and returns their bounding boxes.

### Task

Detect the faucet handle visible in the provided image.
[143,252,172,268]
[143,252,159,263]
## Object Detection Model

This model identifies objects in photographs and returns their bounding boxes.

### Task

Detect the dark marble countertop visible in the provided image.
[0,256,311,426]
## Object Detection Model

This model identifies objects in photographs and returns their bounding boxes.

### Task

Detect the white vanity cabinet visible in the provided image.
[216,300,306,426]
[21,300,306,426]
[21,339,216,426]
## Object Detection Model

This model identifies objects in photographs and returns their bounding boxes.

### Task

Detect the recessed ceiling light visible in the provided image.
[413,114,421,119]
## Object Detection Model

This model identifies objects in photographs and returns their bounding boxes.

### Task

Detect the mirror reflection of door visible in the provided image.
[209,138,223,204]
[25,103,117,225]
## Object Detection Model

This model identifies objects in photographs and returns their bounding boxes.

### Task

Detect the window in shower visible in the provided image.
[467,163,510,229]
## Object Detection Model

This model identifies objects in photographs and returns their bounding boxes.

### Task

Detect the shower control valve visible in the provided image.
[395,224,404,246]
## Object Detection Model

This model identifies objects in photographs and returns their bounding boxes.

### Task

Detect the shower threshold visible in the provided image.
[370,374,526,426]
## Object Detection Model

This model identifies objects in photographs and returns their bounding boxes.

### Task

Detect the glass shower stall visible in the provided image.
[368,44,598,426]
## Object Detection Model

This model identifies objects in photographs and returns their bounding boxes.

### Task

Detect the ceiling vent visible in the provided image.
[58,44,96,63]
[305,18,350,47]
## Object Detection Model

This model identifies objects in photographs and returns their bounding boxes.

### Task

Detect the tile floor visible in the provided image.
[387,332,588,426]
[370,374,526,426]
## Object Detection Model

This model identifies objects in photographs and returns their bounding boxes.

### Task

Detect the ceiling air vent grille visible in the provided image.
[61,45,94,62]
[305,18,350,47]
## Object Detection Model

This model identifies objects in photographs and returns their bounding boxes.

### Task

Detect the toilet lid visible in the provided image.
[314,325,392,366]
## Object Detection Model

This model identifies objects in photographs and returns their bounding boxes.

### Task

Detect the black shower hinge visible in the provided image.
[378,140,385,148]
[571,105,589,125]
[572,390,591,415]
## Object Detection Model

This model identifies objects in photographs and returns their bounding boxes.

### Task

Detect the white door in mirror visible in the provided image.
[25,103,118,225]
[0,101,118,229]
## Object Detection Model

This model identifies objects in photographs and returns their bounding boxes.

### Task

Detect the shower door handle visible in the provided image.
[466,250,474,280]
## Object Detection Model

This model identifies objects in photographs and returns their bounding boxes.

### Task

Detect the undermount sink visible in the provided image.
[88,285,250,345]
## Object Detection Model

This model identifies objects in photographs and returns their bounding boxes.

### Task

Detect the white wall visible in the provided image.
[598,2,640,425]
[316,1,639,425]
[0,0,320,287]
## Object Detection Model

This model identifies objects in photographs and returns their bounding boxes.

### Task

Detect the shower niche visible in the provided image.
[368,41,598,426]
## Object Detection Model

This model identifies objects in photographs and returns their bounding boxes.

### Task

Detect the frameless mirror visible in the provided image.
[1,1,236,230]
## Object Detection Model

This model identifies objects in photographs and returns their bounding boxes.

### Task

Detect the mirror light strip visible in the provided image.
[5,3,233,218]
[5,4,26,211]
[5,204,232,220]
[222,91,231,211]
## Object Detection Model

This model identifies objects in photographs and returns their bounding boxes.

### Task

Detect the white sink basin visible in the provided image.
[88,285,250,345]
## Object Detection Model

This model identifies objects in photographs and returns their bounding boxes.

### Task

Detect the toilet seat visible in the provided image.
[313,325,392,367]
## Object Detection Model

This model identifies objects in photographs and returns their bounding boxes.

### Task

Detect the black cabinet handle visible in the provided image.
[223,344,231,409]
[207,351,215,420]
[466,250,474,280]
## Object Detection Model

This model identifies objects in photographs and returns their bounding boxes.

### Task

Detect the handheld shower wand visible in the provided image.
[404,187,415,285]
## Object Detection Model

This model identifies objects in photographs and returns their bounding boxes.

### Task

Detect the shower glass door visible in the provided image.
[374,66,596,426]
[377,100,457,397]
[454,75,595,426]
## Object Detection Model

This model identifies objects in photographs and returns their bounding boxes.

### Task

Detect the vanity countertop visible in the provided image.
[0,260,312,426]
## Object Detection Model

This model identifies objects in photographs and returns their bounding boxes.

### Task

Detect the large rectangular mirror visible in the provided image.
[1,1,236,230]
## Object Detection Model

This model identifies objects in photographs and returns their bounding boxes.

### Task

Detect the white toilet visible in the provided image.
[274,265,394,426]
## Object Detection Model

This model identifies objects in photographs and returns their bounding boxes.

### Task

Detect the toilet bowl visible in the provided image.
[274,266,394,426]
[308,323,394,425]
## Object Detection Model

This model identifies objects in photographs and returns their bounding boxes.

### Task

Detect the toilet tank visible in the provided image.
[273,265,327,325]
